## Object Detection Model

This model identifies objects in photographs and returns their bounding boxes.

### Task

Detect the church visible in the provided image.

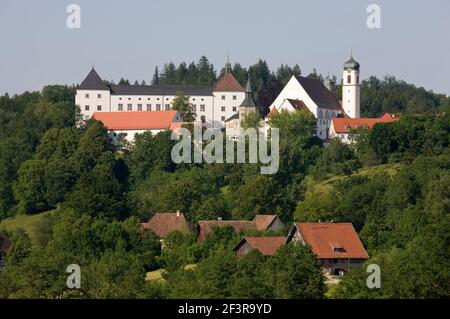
[265,55,361,140]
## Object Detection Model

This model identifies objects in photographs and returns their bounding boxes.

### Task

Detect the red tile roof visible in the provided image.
[331,113,398,133]
[0,234,12,253]
[294,223,369,259]
[197,215,280,241]
[92,110,180,130]
[197,220,255,241]
[213,73,244,92]
[235,236,286,256]
[141,212,191,238]
[267,107,279,118]
[254,215,278,230]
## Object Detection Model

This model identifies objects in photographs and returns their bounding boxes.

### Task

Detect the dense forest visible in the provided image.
[0,57,449,298]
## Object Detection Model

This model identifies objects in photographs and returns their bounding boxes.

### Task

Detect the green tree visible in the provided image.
[171,91,196,122]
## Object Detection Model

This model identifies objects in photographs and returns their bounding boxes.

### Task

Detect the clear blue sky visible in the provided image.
[1,0,449,95]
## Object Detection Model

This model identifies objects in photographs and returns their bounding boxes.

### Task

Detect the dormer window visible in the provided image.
[330,241,345,253]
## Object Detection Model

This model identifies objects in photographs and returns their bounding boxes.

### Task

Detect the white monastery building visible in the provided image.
[75,62,245,129]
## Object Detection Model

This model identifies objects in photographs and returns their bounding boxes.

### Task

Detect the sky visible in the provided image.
[0,0,449,95]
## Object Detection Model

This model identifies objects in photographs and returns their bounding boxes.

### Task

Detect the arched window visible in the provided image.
[200,115,206,124]
[357,75,359,84]
[325,110,330,119]
[347,75,351,84]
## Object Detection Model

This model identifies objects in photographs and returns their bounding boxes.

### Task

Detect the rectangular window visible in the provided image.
[233,95,237,100]
[127,103,132,111]
[192,104,197,112]
[156,104,161,111]
[221,116,225,121]
[97,94,102,98]
[221,95,225,100]
[118,103,123,111]
[200,104,205,112]
[165,104,170,110]
[85,94,89,98]
[146,104,151,111]
[137,104,142,111]
[84,105,89,111]
[232,106,237,112]
[97,105,102,111]
[221,106,226,112]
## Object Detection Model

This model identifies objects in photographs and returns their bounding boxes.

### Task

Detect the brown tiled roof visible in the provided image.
[235,236,286,256]
[141,212,191,238]
[331,113,398,133]
[213,73,244,92]
[0,234,12,253]
[294,223,369,259]
[267,107,279,118]
[286,99,314,115]
[197,220,255,241]
[254,215,277,230]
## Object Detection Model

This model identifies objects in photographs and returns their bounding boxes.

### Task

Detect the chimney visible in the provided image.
[176,210,180,217]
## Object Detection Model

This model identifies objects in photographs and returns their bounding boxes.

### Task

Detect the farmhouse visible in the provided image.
[141,211,191,240]
[286,222,369,275]
[234,236,286,256]
[0,234,12,269]
[197,215,283,242]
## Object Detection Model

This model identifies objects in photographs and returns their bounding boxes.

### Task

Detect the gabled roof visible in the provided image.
[254,215,278,230]
[286,99,314,115]
[234,236,286,256]
[197,215,280,241]
[141,212,191,238]
[267,107,279,118]
[331,113,398,133]
[197,220,255,241]
[79,68,111,91]
[110,84,212,96]
[213,73,245,92]
[0,234,12,253]
[295,76,341,110]
[291,223,369,259]
[92,110,180,130]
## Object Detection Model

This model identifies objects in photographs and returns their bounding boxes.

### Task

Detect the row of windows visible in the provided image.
[221,95,238,100]
[346,74,360,84]
[191,105,238,112]
[85,105,102,111]
[85,94,102,98]
[84,104,239,113]
[117,103,169,111]
[84,94,210,103]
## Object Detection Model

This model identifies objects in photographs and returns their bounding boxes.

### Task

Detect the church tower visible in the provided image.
[239,76,257,119]
[342,54,360,118]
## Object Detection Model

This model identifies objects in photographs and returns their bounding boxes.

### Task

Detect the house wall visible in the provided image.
[235,241,254,256]
[75,89,111,120]
[267,217,284,230]
[319,258,366,275]
[213,91,245,128]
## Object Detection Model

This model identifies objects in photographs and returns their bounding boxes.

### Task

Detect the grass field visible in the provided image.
[146,264,197,282]
[0,211,52,245]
